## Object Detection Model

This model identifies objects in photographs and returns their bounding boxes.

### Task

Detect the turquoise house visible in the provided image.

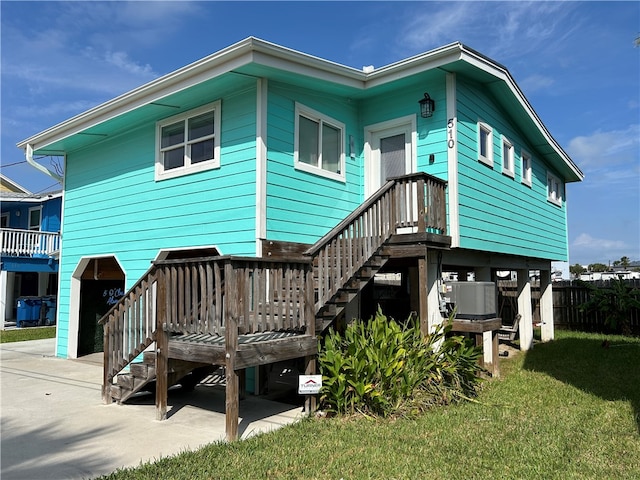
[18,39,582,432]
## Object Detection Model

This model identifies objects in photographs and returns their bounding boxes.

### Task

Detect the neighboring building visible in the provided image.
[17,38,583,437]
[0,174,61,326]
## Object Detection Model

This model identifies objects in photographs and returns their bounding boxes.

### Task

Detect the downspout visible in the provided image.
[25,144,64,183]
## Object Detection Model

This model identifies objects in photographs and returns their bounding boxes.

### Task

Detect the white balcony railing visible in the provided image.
[1,228,60,257]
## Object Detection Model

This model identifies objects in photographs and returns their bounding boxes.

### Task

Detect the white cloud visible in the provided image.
[519,74,555,94]
[571,233,638,265]
[397,2,579,61]
[567,125,640,170]
[573,233,627,250]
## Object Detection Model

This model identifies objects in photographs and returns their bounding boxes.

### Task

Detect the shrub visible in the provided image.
[317,309,483,417]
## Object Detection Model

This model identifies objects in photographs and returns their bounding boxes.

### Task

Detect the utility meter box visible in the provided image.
[445,282,496,320]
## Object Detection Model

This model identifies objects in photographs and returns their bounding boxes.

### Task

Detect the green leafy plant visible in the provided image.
[579,278,640,335]
[317,309,483,417]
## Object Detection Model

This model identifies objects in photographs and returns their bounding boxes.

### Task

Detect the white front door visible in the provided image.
[365,116,416,198]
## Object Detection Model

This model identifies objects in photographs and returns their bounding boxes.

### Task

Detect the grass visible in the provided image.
[100,330,640,480]
[0,326,56,343]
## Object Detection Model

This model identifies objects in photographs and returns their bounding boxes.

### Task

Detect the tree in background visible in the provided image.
[570,264,586,277]
[588,263,608,273]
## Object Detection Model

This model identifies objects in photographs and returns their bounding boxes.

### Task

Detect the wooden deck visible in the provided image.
[99,173,449,441]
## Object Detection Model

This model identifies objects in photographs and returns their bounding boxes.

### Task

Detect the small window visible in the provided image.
[478,122,493,167]
[294,103,345,182]
[156,101,221,180]
[28,207,42,230]
[1,213,9,228]
[501,136,514,178]
[547,172,563,206]
[521,150,532,187]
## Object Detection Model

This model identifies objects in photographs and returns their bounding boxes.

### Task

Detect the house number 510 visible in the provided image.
[447,118,455,149]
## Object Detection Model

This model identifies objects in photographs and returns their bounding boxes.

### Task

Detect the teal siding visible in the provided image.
[56,84,259,356]
[456,77,568,260]
[265,82,361,243]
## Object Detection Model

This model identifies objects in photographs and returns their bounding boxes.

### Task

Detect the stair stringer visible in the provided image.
[315,246,391,333]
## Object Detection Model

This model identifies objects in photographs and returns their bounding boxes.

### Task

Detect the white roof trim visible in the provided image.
[17,38,582,181]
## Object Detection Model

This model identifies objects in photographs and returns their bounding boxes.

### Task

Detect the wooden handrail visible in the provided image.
[102,174,446,402]
[304,173,446,256]
[304,172,447,312]
[102,265,158,403]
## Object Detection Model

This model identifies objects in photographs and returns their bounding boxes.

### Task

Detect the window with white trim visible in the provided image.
[547,172,563,206]
[294,103,345,182]
[521,150,532,187]
[477,122,493,167]
[156,101,221,180]
[501,136,514,178]
[28,207,42,230]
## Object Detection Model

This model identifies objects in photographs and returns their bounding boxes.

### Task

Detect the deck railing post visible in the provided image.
[102,319,112,404]
[417,177,426,232]
[225,261,240,441]
[155,267,169,421]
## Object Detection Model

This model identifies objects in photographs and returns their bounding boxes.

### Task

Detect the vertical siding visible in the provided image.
[56,84,258,356]
[456,77,568,260]
[265,82,361,243]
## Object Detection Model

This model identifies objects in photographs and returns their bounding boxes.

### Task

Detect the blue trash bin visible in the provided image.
[41,296,57,326]
[16,297,43,328]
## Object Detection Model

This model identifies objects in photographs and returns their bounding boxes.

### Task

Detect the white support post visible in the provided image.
[517,269,534,350]
[0,270,8,329]
[539,269,554,342]
[425,250,442,334]
[475,267,494,365]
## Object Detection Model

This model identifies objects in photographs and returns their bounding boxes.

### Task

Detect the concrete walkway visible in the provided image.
[0,339,305,479]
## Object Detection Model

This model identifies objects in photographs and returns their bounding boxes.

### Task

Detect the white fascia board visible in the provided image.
[16,37,365,153]
[364,43,464,88]
[18,51,255,153]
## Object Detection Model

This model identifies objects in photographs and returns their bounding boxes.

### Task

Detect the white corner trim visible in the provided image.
[446,73,460,248]
[256,78,268,256]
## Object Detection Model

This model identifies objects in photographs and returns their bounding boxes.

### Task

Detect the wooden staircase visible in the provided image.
[99,172,448,440]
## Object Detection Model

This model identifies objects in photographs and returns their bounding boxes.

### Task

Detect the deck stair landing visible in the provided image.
[99,172,448,441]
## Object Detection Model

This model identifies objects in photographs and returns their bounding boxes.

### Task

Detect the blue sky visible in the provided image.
[1,1,639,266]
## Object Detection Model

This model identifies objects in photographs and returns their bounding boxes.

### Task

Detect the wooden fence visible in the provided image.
[497,279,640,335]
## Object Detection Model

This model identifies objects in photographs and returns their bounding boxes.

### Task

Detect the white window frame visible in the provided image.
[28,206,42,231]
[521,150,532,187]
[477,121,493,167]
[294,102,345,182]
[501,136,515,178]
[547,171,563,207]
[155,101,221,181]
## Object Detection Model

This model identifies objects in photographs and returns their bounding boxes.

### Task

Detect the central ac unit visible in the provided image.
[445,281,496,320]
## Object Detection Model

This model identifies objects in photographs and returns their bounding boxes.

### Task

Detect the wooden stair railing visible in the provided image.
[102,256,315,403]
[100,173,446,404]
[100,265,158,404]
[305,172,447,328]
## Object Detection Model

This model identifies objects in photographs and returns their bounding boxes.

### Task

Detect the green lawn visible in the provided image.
[0,326,56,343]
[100,330,640,480]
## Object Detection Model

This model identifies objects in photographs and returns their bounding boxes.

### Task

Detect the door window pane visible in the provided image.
[380,133,406,182]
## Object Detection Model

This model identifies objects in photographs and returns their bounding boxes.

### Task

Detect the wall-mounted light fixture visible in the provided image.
[419,93,435,118]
